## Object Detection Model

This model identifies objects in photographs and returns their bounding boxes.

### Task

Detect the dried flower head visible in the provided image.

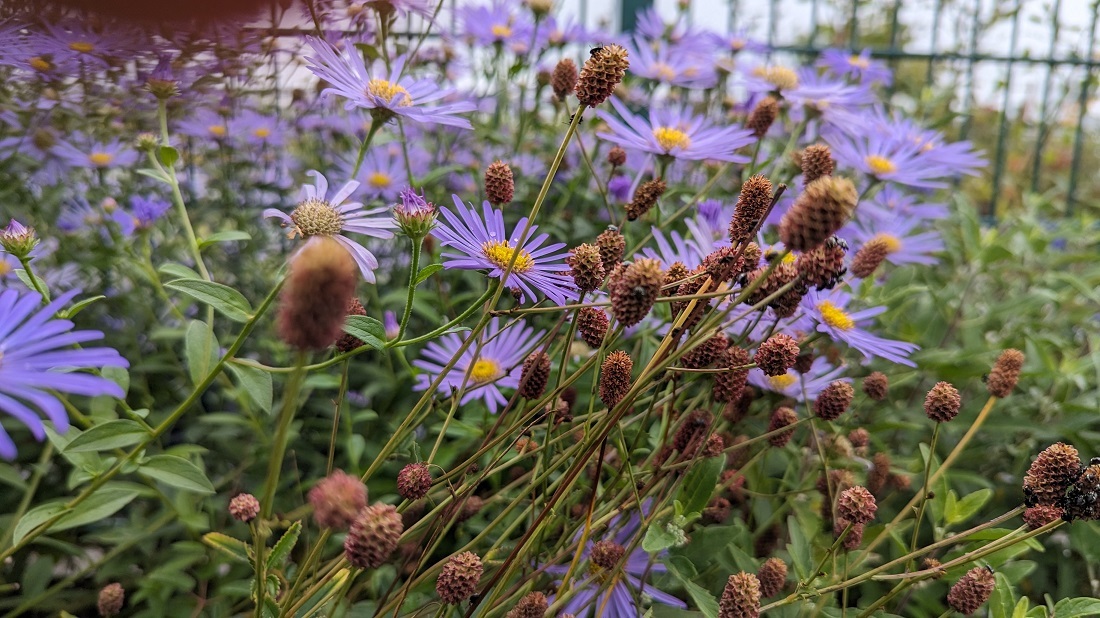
[626,178,667,221]
[800,144,835,184]
[814,381,854,421]
[673,410,713,456]
[335,297,369,352]
[719,571,761,618]
[836,517,864,550]
[505,591,549,618]
[704,496,733,524]
[310,470,368,529]
[924,381,961,422]
[1022,442,1081,506]
[607,146,627,167]
[714,347,752,403]
[577,307,610,347]
[838,486,877,524]
[97,582,125,617]
[923,557,946,578]
[608,258,663,327]
[682,332,729,369]
[551,58,578,99]
[754,334,800,377]
[436,551,483,604]
[596,226,626,275]
[767,407,798,447]
[850,236,891,279]
[599,350,634,409]
[672,269,709,329]
[741,262,805,318]
[729,175,774,246]
[590,539,627,569]
[796,236,848,290]
[344,503,403,568]
[1064,463,1100,522]
[867,452,892,495]
[703,246,745,283]
[862,372,888,401]
[519,351,551,399]
[848,427,870,449]
[778,176,858,252]
[576,44,629,107]
[484,160,515,206]
[947,566,996,615]
[987,349,1024,398]
[277,237,359,351]
[567,243,606,292]
[229,493,260,522]
[757,557,788,598]
[746,96,779,138]
[1022,504,1063,529]
[397,462,433,500]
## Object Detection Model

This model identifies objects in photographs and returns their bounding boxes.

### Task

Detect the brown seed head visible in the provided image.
[444,495,485,523]
[607,145,627,167]
[672,268,709,330]
[577,307,610,347]
[850,236,891,279]
[682,331,729,369]
[947,566,996,615]
[576,44,629,107]
[703,245,744,283]
[778,176,858,251]
[590,540,627,569]
[1022,504,1064,529]
[310,470,368,529]
[746,96,778,138]
[1064,463,1100,521]
[1022,442,1081,507]
[714,346,752,403]
[673,410,713,456]
[862,372,888,401]
[505,591,549,618]
[924,381,961,422]
[551,58,578,99]
[767,406,798,447]
[662,261,689,295]
[397,463,433,500]
[793,352,814,374]
[436,551,483,604]
[835,517,864,550]
[719,571,761,618]
[838,486,877,524]
[739,242,762,274]
[729,175,774,246]
[923,557,945,578]
[754,334,800,377]
[800,144,835,184]
[796,236,848,289]
[484,160,515,206]
[277,237,359,350]
[596,226,626,273]
[867,452,892,495]
[814,380,854,421]
[987,349,1024,398]
[98,583,125,617]
[599,350,633,409]
[335,297,368,352]
[568,243,606,292]
[626,177,667,221]
[344,503,403,568]
[756,557,788,598]
[519,351,551,399]
[703,496,732,524]
[608,258,663,327]
[847,427,870,449]
[229,493,260,522]
[741,262,805,318]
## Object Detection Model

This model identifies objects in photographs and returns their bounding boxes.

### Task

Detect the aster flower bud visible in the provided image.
[719,571,761,618]
[576,44,629,107]
[814,381,854,421]
[714,347,752,403]
[344,503,403,569]
[0,219,38,259]
[1064,463,1100,521]
[1023,504,1063,529]
[626,178,667,221]
[599,350,633,409]
[590,540,626,569]
[728,175,774,246]
[484,160,515,206]
[394,187,437,239]
[682,332,729,369]
[277,237,359,351]
[505,591,549,618]
[947,566,996,615]
[309,469,368,530]
[924,381,961,422]
[608,258,663,327]
[767,407,798,447]
[754,334,800,377]
[746,96,779,138]
[97,582,125,617]
[577,307,610,347]
[436,551,483,604]
[144,54,179,99]
[397,462,433,500]
[335,298,368,352]
[987,349,1024,398]
[607,146,627,167]
[519,351,551,399]
[757,557,788,598]
[596,226,626,273]
[796,236,848,289]
[838,486,877,524]
[778,176,858,252]
[850,236,891,279]
[551,58,578,99]
[862,372,888,401]
[800,144,835,184]
[1022,442,1081,507]
[567,243,606,292]
[135,132,159,151]
[229,493,260,522]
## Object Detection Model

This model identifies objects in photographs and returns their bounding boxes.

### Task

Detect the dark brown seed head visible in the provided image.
[767,406,798,447]
[800,144,835,184]
[739,242,762,274]
[98,583,125,617]
[626,177,667,221]
[1063,463,1100,522]
[662,261,690,296]
[310,470,368,530]
[703,496,733,524]
[335,297,368,352]
[673,410,713,455]
[682,331,729,369]
[814,381,854,421]
[746,96,778,138]
[505,591,549,618]
[778,176,858,252]
[1022,504,1063,530]
[672,268,709,330]
[850,236,891,279]
[867,452,892,495]
[714,346,752,403]
[599,350,633,409]
[607,145,627,167]
[947,566,996,615]
[567,243,606,292]
[862,371,888,401]
[796,236,848,290]
[596,226,626,273]
[277,237,359,351]
[436,551,483,604]
[754,334,800,377]
[703,245,744,283]
[518,351,551,399]
[838,486,877,524]
[729,175,774,246]
[397,463,433,500]
[576,44,629,107]
[987,349,1025,398]
[484,160,515,206]
[847,427,870,449]
[835,517,864,550]
[590,540,627,569]
[344,503,403,568]
[756,557,788,598]
[719,571,761,618]
[229,493,260,522]
[741,262,805,318]
[1022,442,1081,507]
[551,58,578,99]
[924,381,961,422]
[608,258,663,327]
[577,307,610,347]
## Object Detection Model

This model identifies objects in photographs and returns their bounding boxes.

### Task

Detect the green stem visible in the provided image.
[909,422,942,565]
[351,121,381,178]
[326,360,351,475]
[260,352,309,519]
[157,99,210,281]
[397,235,422,340]
[16,257,48,300]
[0,443,53,550]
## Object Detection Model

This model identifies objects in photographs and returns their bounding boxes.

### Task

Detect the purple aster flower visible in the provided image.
[860,185,949,223]
[0,288,129,459]
[433,195,577,305]
[458,0,535,48]
[176,107,233,142]
[546,501,686,617]
[826,128,948,189]
[413,317,543,413]
[340,144,407,203]
[33,20,135,72]
[640,226,705,270]
[785,69,876,128]
[263,170,397,283]
[632,7,710,51]
[57,198,106,234]
[52,138,138,170]
[709,29,769,55]
[305,37,476,128]
[818,49,893,86]
[881,114,985,178]
[628,36,717,89]
[747,356,849,401]
[844,217,943,268]
[0,254,18,286]
[126,195,172,232]
[597,98,755,164]
[235,110,284,147]
[801,288,918,366]
[608,175,633,203]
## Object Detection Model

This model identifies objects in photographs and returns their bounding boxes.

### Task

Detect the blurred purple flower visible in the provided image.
[597,98,755,163]
[818,49,893,86]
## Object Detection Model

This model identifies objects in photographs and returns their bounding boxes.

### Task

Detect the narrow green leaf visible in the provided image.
[158,262,201,280]
[58,295,106,319]
[65,420,149,453]
[185,320,219,386]
[1052,598,1100,617]
[199,230,251,250]
[266,521,302,570]
[990,572,1016,618]
[227,363,273,413]
[139,455,215,494]
[414,264,443,285]
[14,270,49,302]
[667,557,719,618]
[949,488,993,525]
[136,167,171,183]
[166,279,252,322]
[676,455,723,516]
[203,532,252,564]
[343,315,386,349]
[1013,597,1031,618]
[13,484,140,544]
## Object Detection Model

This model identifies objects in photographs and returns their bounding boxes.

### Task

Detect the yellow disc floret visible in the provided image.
[289,198,344,238]
[88,152,114,167]
[470,357,502,383]
[368,172,392,189]
[652,127,691,153]
[366,79,413,107]
[768,374,796,391]
[481,240,534,273]
[817,300,855,331]
[870,232,902,254]
[865,155,897,176]
[69,41,95,53]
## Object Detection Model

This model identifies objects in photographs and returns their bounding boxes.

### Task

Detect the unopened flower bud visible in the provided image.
[0,219,38,258]
[229,493,260,522]
[394,187,437,239]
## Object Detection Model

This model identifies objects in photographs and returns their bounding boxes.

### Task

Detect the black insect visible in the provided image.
[984,565,995,574]
[564,111,586,125]
[589,45,604,56]
[1091,457,1100,466]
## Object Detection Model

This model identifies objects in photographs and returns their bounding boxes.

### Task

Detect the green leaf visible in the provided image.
[226,363,273,413]
[139,455,215,494]
[158,262,201,280]
[676,455,723,516]
[58,295,106,319]
[13,484,140,544]
[667,557,719,618]
[136,167,171,183]
[1013,597,1031,618]
[14,270,49,302]
[1052,598,1100,617]
[185,320,219,386]
[203,532,252,564]
[100,366,130,396]
[158,145,179,167]
[414,264,443,285]
[990,572,1016,618]
[642,522,679,553]
[65,420,149,453]
[948,488,993,525]
[166,279,252,322]
[343,315,386,349]
[199,230,251,250]
[266,521,301,570]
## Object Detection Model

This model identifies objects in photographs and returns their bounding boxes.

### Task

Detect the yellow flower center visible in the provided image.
[848,55,870,69]
[818,300,854,331]
[730,39,746,51]
[768,374,796,390]
[782,252,796,264]
[253,127,271,139]
[368,172,392,188]
[481,240,534,273]
[29,56,52,72]
[89,152,114,167]
[0,260,11,276]
[470,357,502,383]
[865,155,897,176]
[652,61,676,81]
[753,66,798,90]
[290,198,344,238]
[208,125,227,137]
[366,79,412,107]
[871,232,902,254]
[652,127,691,152]
[69,41,95,53]
[491,24,513,39]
